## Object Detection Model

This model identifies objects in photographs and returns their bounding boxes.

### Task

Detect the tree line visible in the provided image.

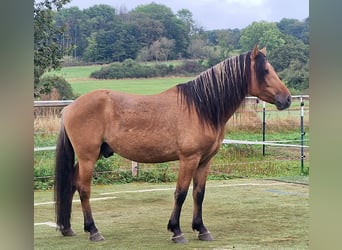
[34,0,309,97]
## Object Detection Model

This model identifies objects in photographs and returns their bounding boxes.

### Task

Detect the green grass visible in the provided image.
[34,179,309,249]
[44,65,103,79]
[70,77,194,95]
[45,65,194,95]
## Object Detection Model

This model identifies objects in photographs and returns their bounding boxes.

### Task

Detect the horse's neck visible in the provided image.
[221,97,245,125]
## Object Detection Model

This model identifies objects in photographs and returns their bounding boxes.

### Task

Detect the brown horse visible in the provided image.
[54,45,291,243]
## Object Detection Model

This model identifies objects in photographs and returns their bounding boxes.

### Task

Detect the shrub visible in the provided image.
[174,60,206,75]
[90,60,159,79]
[90,60,206,79]
[34,165,54,190]
[39,75,75,99]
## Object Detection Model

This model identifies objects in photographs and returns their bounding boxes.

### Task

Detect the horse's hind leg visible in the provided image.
[192,160,214,241]
[75,158,105,241]
[60,174,77,237]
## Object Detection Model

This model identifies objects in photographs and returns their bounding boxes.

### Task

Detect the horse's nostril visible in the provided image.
[275,94,291,110]
[287,95,291,104]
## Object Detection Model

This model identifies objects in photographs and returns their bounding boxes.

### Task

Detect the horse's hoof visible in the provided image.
[198,231,214,241]
[171,233,188,243]
[89,232,105,241]
[61,228,76,236]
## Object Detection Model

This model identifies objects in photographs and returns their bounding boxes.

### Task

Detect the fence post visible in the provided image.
[300,96,305,174]
[262,101,266,156]
[131,161,139,177]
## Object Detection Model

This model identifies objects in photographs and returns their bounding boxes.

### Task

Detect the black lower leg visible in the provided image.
[167,189,188,236]
[78,189,99,235]
[192,185,214,241]
[83,210,98,235]
[192,187,208,234]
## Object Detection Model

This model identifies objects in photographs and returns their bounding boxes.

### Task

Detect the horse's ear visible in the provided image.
[260,47,267,56]
[251,44,259,59]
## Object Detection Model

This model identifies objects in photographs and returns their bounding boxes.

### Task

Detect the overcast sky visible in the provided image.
[64,0,309,30]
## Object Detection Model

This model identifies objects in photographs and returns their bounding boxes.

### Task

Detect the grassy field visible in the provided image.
[44,65,103,79]
[45,65,194,95]
[34,179,309,249]
[70,77,194,95]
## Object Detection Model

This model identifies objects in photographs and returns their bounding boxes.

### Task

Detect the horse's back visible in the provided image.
[61,89,178,161]
[61,88,221,163]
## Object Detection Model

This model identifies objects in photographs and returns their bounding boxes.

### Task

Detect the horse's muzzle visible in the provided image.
[275,94,291,110]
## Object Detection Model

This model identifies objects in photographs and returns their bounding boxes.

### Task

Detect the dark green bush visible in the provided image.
[90,60,159,79]
[90,60,205,79]
[174,60,206,75]
[39,75,75,99]
[34,166,54,190]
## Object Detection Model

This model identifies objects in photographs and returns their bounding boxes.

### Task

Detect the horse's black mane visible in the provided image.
[177,51,267,129]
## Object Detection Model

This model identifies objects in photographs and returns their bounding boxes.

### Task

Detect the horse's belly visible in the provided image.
[109,134,179,163]
[116,144,178,163]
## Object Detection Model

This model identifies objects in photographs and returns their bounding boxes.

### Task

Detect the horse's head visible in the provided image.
[248,44,291,110]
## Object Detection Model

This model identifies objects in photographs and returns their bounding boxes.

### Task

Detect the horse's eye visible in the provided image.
[265,69,269,74]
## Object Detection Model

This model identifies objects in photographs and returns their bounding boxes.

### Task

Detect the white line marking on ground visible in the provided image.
[34,222,57,227]
[99,182,288,195]
[265,189,309,197]
[100,187,175,195]
[34,182,291,206]
[34,196,117,206]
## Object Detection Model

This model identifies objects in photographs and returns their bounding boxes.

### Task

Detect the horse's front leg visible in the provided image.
[167,157,198,243]
[192,160,214,241]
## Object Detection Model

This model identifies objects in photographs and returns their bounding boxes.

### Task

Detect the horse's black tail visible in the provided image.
[54,119,75,231]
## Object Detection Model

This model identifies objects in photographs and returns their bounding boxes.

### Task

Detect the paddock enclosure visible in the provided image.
[34,48,309,246]
[34,93,309,248]
[34,179,309,249]
[34,95,309,248]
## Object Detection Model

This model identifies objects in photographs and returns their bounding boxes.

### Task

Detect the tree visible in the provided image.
[176,9,196,37]
[82,4,117,31]
[207,29,240,49]
[268,35,308,72]
[128,14,164,47]
[83,24,140,63]
[278,60,309,91]
[132,3,189,59]
[34,0,71,97]
[187,39,207,59]
[54,7,86,60]
[239,21,285,52]
[149,37,175,61]
[82,32,98,62]
[277,18,309,44]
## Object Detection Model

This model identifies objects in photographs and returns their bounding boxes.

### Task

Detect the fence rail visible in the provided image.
[34,100,73,107]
